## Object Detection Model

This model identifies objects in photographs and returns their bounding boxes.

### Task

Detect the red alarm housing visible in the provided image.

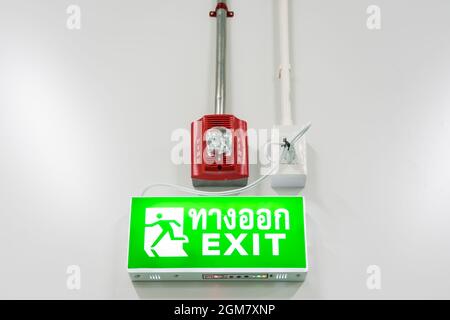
[191,114,249,187]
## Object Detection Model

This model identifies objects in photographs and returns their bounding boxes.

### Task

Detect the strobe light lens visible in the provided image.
[205,127,232,159]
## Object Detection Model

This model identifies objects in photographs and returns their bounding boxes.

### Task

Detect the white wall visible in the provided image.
[1,0,450,299]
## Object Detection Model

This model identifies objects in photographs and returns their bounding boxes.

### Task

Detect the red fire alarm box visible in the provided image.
[191,114,249,187]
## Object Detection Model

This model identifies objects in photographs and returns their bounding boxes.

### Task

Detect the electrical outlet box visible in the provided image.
[270,125,307,188]
[128,196,308,281]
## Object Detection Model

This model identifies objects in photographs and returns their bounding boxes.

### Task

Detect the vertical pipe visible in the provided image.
[214,1,227,114]
[279,0,293,125]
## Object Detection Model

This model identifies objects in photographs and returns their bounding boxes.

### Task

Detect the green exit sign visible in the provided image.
[127,196,308,281]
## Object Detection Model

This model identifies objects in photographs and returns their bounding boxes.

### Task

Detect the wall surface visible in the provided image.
[1,0,450,299]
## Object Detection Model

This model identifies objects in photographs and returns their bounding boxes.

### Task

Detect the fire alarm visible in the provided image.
[191,2,249,187]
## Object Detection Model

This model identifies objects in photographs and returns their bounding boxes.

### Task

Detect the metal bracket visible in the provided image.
[209,2,234,18]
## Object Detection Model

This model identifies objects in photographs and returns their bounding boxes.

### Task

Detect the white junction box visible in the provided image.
[270,125,307,188]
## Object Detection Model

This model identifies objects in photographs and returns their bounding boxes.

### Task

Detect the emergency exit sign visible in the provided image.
[128,196,308,281]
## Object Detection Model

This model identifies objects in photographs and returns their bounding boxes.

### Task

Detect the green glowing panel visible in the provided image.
[127,196,308,281]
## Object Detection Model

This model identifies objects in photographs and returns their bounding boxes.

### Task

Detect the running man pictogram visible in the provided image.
[147,213,188,249]
[144,208,188,257]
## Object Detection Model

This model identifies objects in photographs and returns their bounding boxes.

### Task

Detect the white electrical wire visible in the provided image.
[140,122,311,197]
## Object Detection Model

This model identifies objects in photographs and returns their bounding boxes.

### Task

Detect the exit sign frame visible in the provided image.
[127,196,308,281]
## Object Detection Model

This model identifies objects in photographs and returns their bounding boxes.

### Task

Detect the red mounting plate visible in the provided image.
[209,2,234,18]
